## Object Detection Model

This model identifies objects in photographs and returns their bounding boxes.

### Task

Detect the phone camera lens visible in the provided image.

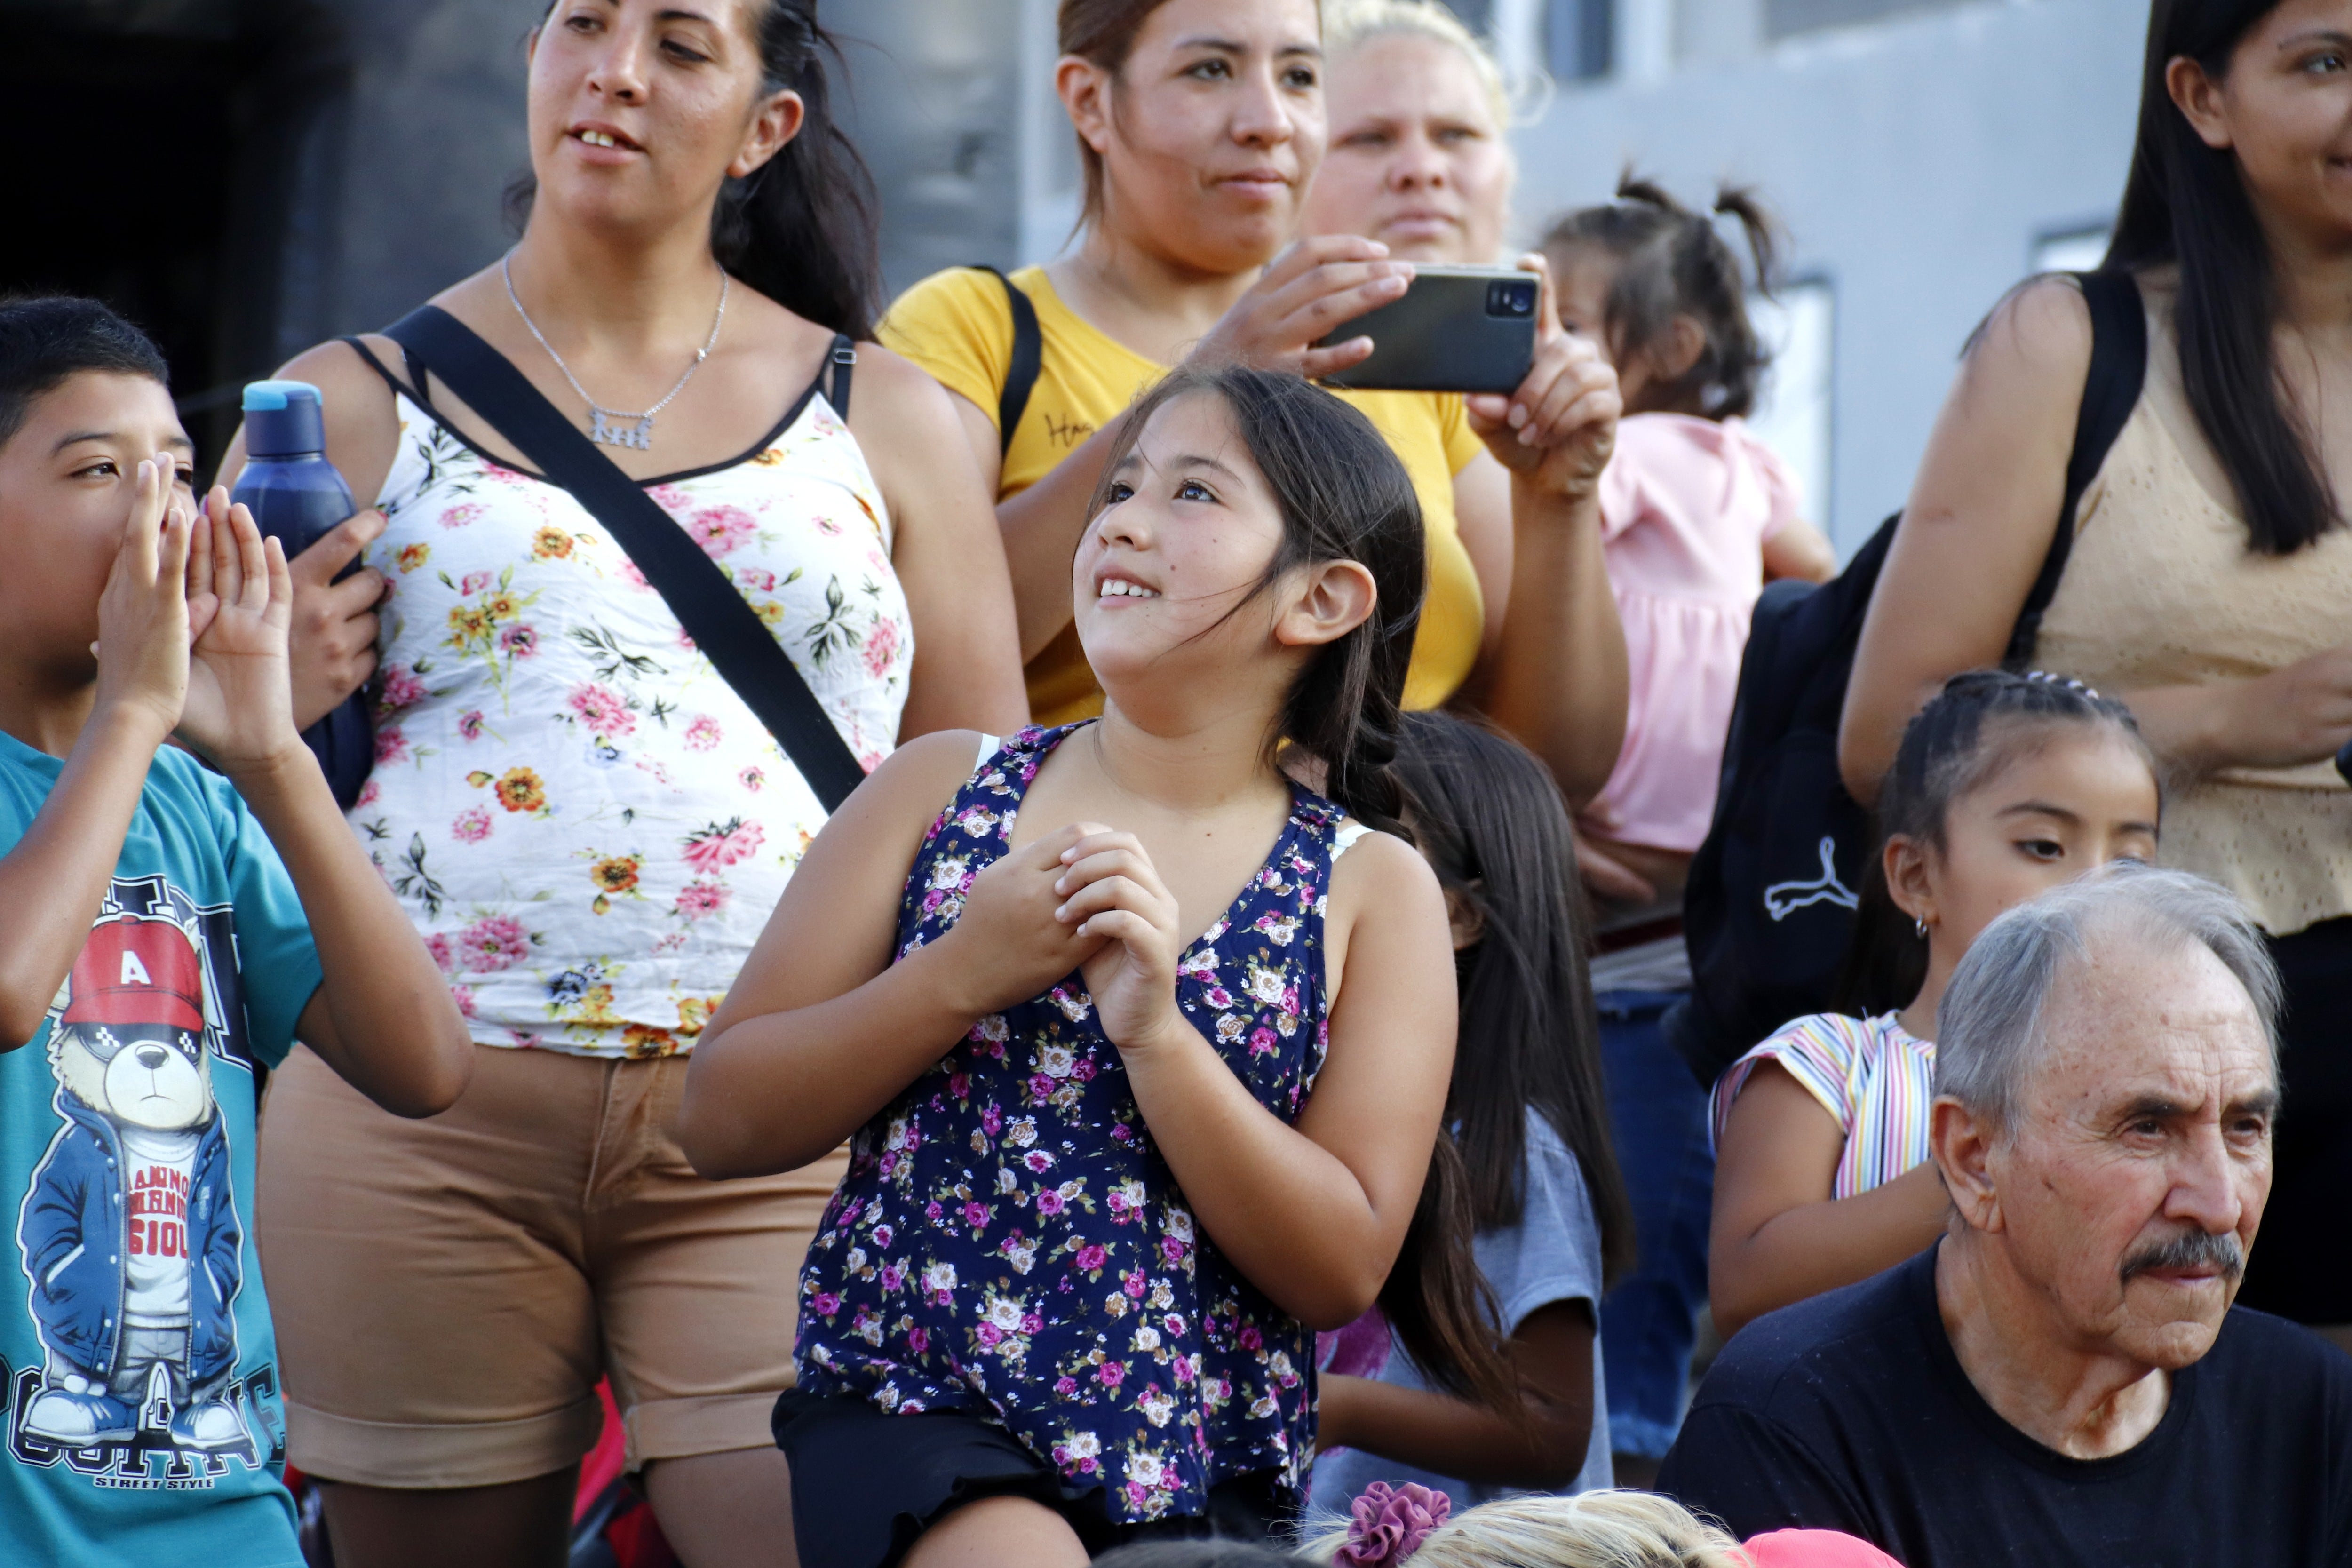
[1489,280,1538,317]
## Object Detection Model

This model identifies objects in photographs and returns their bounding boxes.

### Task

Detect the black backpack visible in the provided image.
[1661,271,2149,1087]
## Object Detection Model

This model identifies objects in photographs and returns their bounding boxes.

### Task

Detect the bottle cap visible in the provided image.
[241,380,327,459]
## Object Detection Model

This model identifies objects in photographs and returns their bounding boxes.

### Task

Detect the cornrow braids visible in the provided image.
[1834,668,2161,1017]
[1537,171,1782,419]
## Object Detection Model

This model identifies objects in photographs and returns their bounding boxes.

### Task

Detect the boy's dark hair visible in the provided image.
[1540,172,1780,420]
[1835,669,2160,1017]
[0,296,168,453]
[1392,712,1635,1284]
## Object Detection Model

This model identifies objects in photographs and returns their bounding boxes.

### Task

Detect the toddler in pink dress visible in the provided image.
[1538,175,1834,1478]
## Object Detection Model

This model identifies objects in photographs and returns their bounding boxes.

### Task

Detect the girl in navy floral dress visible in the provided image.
[684,353,1617,1567]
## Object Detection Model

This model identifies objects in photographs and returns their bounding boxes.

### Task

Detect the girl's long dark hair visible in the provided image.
[2107,0,2333,554]
[1835,670,2159,1017]
[1093,364,1425,839]
[1085,367,1524,1405]
[516,0,882,338]
[1391,713,1634,1277]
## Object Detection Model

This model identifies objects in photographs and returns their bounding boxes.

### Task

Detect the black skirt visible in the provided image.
[773,1388,1294,1568]
[2238,915,2352,1323]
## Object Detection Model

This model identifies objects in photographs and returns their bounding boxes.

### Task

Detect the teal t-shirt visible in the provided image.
[0,731,322,1566]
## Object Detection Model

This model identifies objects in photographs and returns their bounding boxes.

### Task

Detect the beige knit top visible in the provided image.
[2035,294,2352,937]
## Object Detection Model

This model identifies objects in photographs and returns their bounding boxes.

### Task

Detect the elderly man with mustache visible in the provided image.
[1658,863,2352,1568]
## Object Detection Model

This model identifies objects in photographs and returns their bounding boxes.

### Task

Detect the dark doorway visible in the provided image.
[5,2,350,474]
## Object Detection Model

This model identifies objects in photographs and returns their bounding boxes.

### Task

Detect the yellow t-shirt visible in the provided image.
[880,265,1489,724]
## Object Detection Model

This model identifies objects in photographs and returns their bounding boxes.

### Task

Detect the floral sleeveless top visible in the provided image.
[348,351,912,1058]
[795,725,1339,1521]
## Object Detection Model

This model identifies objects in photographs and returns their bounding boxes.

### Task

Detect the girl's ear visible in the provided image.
[2165,55,2234,152]
[1646,313,1708,383]
[1057,54,1116,159]
[1885,833,1935,932]
[731,88,806,180]
[1271,559,1377,650]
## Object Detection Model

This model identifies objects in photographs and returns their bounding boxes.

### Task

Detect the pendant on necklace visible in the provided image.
[589,407,655,451]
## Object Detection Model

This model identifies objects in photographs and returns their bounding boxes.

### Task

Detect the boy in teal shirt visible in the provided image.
[0,297,471,1563]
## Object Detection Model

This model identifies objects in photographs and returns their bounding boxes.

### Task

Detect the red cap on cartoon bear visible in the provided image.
[59,918,206,1034]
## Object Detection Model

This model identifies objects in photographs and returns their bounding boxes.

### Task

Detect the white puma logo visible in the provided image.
[1764,837,1859,922]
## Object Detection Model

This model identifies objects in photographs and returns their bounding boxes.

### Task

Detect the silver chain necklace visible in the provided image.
[502,252,728,451]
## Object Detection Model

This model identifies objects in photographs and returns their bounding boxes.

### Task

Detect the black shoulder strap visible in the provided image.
[821,333,856,417]
[2004,270,2148,667]
[381,306,869,812]
[969,265,1042,458]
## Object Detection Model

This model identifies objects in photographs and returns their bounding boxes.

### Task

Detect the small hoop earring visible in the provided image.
[1914,915,1929,938]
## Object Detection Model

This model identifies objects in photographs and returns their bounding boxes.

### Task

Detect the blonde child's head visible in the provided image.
[1305,1488,1751,1568]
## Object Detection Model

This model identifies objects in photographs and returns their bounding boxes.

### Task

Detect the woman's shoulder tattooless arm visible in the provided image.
[849,349,1029,738]
[1842,278,2094,801]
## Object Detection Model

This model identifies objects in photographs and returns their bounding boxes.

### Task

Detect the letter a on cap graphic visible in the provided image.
[59,917,206,1033]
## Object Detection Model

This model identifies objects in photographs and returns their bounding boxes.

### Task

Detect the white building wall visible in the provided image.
[1509,0,2146,551]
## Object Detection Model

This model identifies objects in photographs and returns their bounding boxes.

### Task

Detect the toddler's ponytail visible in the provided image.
[1538,170,1784,419]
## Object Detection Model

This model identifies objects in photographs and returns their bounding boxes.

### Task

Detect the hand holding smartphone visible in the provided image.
[1313,264,1541,394]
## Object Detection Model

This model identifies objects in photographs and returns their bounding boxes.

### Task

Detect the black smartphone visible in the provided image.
[1315,264,1539,394]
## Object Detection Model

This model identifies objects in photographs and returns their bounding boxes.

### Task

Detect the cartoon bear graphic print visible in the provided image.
[16,914,248,1453]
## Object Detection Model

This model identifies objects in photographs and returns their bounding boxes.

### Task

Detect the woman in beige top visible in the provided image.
[1841,3,2352,1338]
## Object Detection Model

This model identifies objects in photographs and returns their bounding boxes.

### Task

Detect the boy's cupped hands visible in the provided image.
[94,456,303,776]
[179,487,301,775]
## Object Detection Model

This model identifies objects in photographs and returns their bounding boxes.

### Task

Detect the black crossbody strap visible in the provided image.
[2004,270,2148,667]
[382,306,869,812]
[822,333,856,416]
[969,265,1042,457]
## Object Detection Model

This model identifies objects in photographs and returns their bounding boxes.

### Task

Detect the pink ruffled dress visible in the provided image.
[1588,414,1804,853]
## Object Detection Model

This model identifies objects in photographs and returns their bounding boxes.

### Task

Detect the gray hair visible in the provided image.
[1934,863,2280,1134]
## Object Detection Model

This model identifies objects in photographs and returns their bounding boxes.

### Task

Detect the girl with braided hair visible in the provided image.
[1708,670,2161,1337]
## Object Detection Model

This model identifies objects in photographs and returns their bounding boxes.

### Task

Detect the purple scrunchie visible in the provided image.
[1339,1481,1451,1567]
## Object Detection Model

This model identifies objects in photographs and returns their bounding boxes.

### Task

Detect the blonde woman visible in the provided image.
[1300,0,1518,267]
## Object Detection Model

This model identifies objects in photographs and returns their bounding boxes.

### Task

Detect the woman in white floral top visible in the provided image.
[229,4,1026,1565]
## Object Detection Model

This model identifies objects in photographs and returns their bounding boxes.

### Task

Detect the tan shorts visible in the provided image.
[255,1042,849,1488]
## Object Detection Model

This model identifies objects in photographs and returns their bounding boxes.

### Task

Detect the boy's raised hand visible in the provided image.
[93,455,196,740]
[178,487,302,775]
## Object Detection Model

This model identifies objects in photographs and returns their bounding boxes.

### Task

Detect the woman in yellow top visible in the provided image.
[882,0,1628,801]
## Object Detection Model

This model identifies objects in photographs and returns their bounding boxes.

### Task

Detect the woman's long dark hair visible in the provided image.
[2107,0,2333,554]
[1084,367,1525,1407]
[1834,670,2159,1017]
[1391,713,1634,1279]
[515,0,882,338]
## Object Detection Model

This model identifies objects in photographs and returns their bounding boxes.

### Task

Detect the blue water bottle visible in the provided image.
[230,380,374,807]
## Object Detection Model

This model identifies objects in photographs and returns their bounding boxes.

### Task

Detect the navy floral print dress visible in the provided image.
[795,724,1343,1521]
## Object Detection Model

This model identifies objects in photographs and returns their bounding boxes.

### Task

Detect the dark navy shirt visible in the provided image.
[1659,1244,2352,1567]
